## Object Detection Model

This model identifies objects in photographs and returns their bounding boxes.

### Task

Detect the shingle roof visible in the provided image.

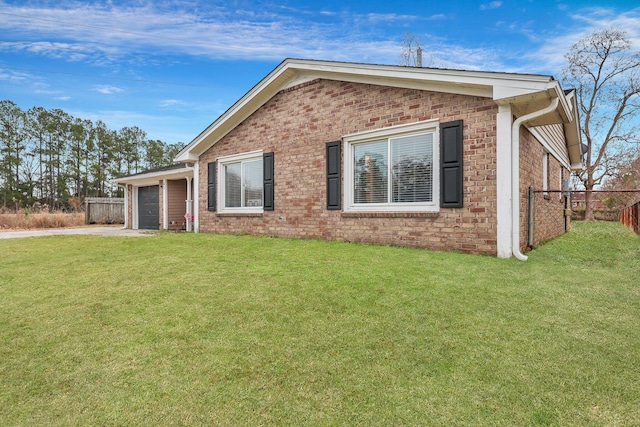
[116,163,187,180]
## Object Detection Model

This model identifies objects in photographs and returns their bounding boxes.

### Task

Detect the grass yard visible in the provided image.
[1,222,639,426]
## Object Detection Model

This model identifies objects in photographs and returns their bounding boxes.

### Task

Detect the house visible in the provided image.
[115,162,195,231]
[570,192,606,211]
[114,59,583,259]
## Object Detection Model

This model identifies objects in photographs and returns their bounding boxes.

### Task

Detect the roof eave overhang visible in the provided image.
[112,167,194,187]
[175,58,565,163]
[495,82,583,169]
[564,90,584,169]
[493,83,572,124]
[175,60,298,162]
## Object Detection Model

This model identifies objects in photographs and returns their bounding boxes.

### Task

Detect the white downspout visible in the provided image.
[185,176,192,232]
[511,97,560,261]
[162,179,168,230]
[192,163,199,233]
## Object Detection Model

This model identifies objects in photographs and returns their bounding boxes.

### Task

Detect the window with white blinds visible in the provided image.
[224,163,242,207]
[354,140,388,204]
[345,121,439,212]
[218,151,264,213]
[391,134,433,203]
[243,159,263,207]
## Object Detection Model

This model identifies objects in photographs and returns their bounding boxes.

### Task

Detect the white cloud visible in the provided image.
[521,7,640,75]
[159,99,187,107]
[366,13,418,23]
[94,85,125,95]
[0,67,30,83]
[34,87,62,95]
[67,107,210,143]
[1,1,637,79]
[480,2,503,11]
[569,7,640,43]
[0,2,409,64]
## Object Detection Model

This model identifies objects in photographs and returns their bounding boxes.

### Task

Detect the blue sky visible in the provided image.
[1,0,639,145]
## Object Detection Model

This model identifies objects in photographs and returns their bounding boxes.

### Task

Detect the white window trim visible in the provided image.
[217,150,264,214]
[559,165,564,201]
[542,152,550,195]
[343,120,440,213]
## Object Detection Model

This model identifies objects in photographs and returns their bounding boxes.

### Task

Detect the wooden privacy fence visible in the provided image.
[621,202,639,235]
[85,197,124,224]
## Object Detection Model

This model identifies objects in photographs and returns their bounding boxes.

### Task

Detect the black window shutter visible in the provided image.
[207,162,216,211]
[263,152,274,211]
[326,141,341,210]
[440,120,463,208]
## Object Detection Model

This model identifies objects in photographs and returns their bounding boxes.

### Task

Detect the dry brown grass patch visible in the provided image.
[0,212,85,230]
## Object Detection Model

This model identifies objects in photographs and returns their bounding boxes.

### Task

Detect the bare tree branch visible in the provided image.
[562,27,640,219]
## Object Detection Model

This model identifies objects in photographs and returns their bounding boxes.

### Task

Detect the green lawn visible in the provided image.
[1,222,639,426]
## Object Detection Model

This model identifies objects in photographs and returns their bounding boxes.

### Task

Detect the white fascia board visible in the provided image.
[494,81,574,126]
[112,167,194,186]
[492,79,555,100]
[287,60,558,100]
[174,151,199,162]
[563,90,583,167]
[285,70,492,98]
[288,59,554,88]
[177,58,560,162]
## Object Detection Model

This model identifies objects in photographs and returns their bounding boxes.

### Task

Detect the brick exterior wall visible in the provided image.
[198,78,500,254]
[126,184,133,228]
[519,127,570,249]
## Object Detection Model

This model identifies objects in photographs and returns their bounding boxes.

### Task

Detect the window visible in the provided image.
[543,152,550,197]
[344,121,439,212]
[559,165,564,201]
[218,151,263,213]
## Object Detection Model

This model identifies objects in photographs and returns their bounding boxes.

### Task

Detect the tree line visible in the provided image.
[0,100,184,211]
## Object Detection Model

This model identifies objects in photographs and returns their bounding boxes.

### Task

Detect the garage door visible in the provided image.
[138,185,159,230]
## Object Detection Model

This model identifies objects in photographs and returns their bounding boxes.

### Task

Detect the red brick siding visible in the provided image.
[198,79,499,254]
[126,184,133,229]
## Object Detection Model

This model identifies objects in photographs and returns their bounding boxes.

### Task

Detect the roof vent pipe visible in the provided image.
[416,47,423,67]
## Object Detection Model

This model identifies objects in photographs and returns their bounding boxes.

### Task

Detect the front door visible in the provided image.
[138,185,159,230]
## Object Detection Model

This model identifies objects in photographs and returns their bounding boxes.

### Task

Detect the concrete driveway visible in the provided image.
[0,226,153,239]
